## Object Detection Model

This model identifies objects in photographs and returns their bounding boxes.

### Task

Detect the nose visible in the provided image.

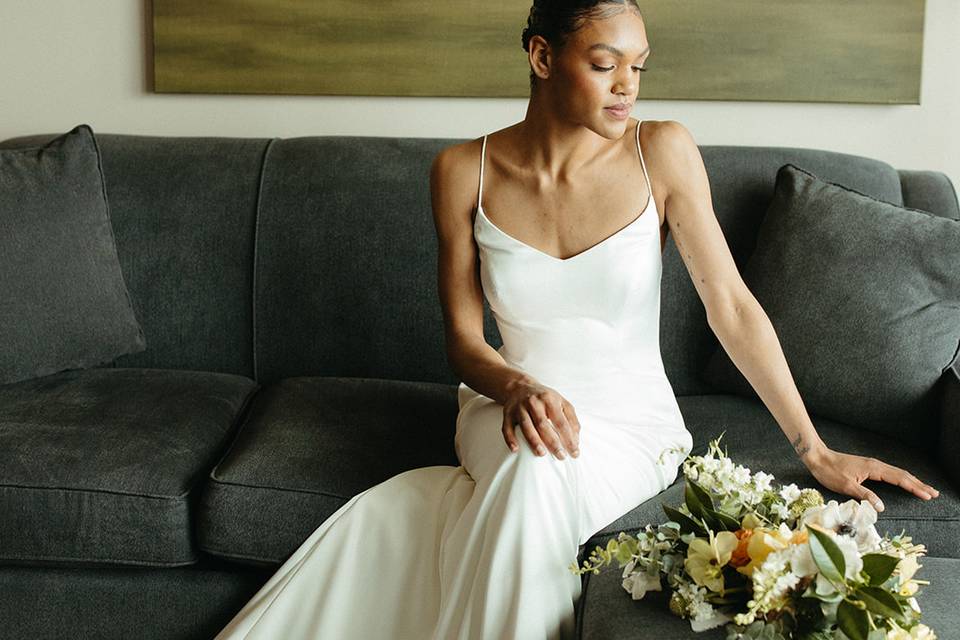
[612,69,637,97]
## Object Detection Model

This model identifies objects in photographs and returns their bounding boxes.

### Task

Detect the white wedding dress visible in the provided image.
[214,120,693,640]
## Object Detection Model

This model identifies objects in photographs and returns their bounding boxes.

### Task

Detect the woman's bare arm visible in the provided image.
[648,119,939,510]
[430,143,580,459]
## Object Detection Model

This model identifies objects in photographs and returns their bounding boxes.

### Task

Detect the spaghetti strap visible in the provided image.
[635,120,653,198]
[478,135,488,211]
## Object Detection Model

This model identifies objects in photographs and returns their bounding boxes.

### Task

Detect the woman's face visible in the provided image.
[543,9,650,137]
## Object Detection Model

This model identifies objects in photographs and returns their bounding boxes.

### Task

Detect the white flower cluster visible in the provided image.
[681,441,801,522]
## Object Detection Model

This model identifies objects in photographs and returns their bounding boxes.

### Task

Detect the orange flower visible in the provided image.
[729,529,753,568]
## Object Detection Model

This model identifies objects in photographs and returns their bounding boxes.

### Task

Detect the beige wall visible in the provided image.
[1,1,957,194]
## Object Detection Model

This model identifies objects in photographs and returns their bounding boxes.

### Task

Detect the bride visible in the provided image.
[215,1,939,638]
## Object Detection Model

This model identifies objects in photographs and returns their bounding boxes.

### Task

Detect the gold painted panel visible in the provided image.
[153,0,924,104]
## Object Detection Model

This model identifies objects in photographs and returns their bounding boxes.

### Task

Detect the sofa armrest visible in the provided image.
[939,364,960,491]
[899,169,960,219]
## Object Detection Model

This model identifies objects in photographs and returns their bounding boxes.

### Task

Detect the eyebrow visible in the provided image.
[588,43,650,59]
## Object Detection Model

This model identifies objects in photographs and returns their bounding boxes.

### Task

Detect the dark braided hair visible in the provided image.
[521,0,643,93]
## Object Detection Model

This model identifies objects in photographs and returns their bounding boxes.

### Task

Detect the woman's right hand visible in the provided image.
[501,380,581,460]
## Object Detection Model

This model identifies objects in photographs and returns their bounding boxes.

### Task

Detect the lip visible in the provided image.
[604,104,631,119]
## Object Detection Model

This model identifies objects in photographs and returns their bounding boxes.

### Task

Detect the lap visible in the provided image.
[454,383,692,544]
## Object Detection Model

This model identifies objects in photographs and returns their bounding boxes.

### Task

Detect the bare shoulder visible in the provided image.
[638,119,704,198]
[429,138,485,237]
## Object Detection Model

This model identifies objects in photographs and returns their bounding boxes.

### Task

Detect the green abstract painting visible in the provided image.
[153,0,925,104]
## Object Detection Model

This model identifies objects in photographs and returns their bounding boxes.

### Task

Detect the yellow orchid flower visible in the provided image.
[684,530,738,592]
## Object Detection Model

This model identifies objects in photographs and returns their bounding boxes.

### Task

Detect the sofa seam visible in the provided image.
[251,137,277,384]
[0,552,197,568]
[0,482,194,501]
[180,381,262,502]
[204,474,355,502]
[198,545,282,565]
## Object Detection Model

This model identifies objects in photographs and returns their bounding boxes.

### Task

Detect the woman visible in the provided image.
[215,2,939,638]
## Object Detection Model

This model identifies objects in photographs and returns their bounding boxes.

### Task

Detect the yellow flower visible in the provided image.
[685,530,738,592]
[741,513,762,530]
[736,524,805,577]
[897,554,922,597]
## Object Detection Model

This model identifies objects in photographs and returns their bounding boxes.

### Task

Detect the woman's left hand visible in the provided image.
[802,447,940,512]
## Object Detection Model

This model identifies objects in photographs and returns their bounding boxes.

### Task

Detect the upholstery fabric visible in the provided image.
[0,560,272,640]
[0,131,270,378]
[581,393,960,559]
[702,164,960,441]
[0,367,258,567]
[198,376,459,564]
[0,124,145,385]
[577,556,960,639]
[253,136,464,386]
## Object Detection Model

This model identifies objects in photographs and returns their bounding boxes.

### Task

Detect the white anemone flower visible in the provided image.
[800,499,882,553]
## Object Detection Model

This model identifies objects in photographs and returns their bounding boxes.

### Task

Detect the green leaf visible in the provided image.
[855,585,905,620]
[806,525,846,585]
[684,480,720,530]
[662,503,706,535]
[801,581,843,603]
[688,477,716,511]
[709,508,743,532]
[861,554,899,586]
[837,600,869,640]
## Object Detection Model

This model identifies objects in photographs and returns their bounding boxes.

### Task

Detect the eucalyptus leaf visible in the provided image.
[837,600,869,640]
[806,525,846,585]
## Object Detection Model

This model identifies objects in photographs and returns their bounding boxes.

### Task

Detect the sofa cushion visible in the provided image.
[0,367,257,567]
[198,376,459,565]
[0,124,147,385]
[702,163,960,442]
[581,393,959,560]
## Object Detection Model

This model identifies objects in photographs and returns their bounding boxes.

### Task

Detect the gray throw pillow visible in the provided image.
[0,124,146,385]
[702,163,960,442]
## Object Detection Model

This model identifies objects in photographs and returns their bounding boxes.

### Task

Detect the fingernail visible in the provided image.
[510,444,518,452]
[920,492,931,500]
[571,448,580,457]
[536,446,546,456]
[874,499,885,512]
[557,450,566,460]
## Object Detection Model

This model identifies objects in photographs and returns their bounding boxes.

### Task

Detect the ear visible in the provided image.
[528,35,552,81]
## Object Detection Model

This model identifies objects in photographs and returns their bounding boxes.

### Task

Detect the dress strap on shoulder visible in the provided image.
[478,135,488,211]
[635,120,653,197]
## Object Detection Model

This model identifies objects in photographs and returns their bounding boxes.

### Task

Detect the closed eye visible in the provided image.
[592,65,648,72]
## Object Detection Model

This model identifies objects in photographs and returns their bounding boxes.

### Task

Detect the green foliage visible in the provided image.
[806,525,846,585]
[837,600,869,640]
[860,553,899,587]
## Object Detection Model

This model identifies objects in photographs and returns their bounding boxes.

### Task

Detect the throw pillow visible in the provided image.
[0,123,146,385]
[702,163,960,441]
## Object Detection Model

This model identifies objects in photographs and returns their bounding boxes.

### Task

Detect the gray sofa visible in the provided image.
[1,129,958,640]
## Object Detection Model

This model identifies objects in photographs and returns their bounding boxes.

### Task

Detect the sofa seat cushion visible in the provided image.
[577,555,960,639]
[198,376,459,565]
[581,393,959,560]
[0,367,258,567]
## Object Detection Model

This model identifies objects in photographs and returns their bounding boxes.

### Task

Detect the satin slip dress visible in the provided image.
[213,119,693,640]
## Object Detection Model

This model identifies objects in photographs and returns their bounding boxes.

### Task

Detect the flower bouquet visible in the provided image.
[570,438,936,640]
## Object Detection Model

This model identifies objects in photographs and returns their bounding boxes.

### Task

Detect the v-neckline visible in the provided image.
[475,190,654,264]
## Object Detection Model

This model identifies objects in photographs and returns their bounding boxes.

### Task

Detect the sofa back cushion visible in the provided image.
[3,131,956,390]
[1,131,271,379]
